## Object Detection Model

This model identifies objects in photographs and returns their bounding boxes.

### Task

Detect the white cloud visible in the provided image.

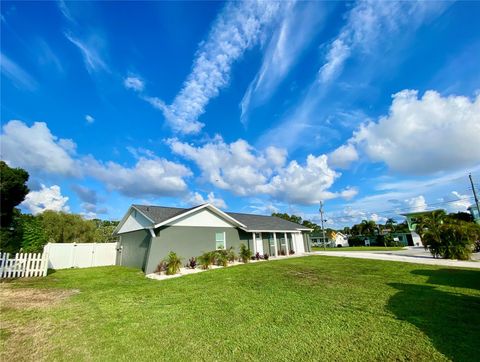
[404,195,427,212]
[442,191,472,212]
[82,156,192,198]
[1,120,77,176]
[124,76,144,92]
[351,90,480,174]
[318,1,448,83]
[265,146,287,168]
[1,120,194,200]
[240,2,323,124]
[326,207,387,227]
[328,143,359,169]
[187,192,227,209]
[318,38,351,83]
[21,184,70,215]
[65,33,108,73]
[85,114,95,124]
[257,154,339,205]
[150,1,283,134]
[1,52,38,90]
[169,137,350,205]
[169,137,285,196]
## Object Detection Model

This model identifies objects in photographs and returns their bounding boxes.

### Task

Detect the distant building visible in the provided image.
[311,231,349,247]
[467,204,480,225]
[398,209,444,247]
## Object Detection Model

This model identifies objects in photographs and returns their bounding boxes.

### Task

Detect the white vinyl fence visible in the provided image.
[0,252,48,278]
[43,242,117,269]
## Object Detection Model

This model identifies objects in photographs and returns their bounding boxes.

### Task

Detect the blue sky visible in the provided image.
[1,1,479,227]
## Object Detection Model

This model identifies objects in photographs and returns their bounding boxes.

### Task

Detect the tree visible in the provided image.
[92,219,119,242]
[0,161,29,227]
[360,220,377,236]
[272,213,303,224]
[39,211,96,243]
[447,212,473,223]
[416,210,480,260]
[21,215,47,252]
[385,218,397,232]
[302,220,321,233]
[0,208,24,252]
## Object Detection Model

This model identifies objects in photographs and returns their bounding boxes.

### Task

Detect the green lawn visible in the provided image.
[312,246,406,251]
[1,256,479,361]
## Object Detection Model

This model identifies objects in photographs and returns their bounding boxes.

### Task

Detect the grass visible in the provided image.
[1,256,479,361]
[312,246,406,251]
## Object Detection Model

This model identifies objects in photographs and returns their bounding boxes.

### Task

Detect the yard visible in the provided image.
[312,246,406,251]
[1,256,479,361]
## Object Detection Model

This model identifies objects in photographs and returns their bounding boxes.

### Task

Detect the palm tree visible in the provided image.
[361,220,377,236]
[415,210,446,257]
[385,218,397,232]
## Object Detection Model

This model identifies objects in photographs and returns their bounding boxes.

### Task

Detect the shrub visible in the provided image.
[239,244,252,263]
[417,212,480,260]
[255,252,261,260]
[289,249,295,254]
[215,251,229,267]
[154,261,167,274]
[263,253,269,260]
[188,257,197,269]
[198,251,215,269]
[164,252,182,275]
[348,236,365,247]
[227,247,236,263]
[280,249,286,256]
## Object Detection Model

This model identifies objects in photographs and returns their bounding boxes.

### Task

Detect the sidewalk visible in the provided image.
[311,250,480,269]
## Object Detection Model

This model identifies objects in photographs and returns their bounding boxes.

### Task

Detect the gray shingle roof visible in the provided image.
[133,204,196,224]
[226,212,309,231]
[132,204,308,231]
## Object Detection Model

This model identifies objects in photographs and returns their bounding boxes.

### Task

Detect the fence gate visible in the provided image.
[43,242,117,269]
[0,252,48,278]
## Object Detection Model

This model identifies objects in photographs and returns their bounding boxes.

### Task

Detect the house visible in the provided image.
[310,231,348,247]
[399,210,443,247]
[113,203,312,274]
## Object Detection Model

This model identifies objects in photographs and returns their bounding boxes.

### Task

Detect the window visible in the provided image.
[215,232,226,250]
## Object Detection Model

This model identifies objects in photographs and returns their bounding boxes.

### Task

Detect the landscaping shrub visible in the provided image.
[164,252,182,275]
[280,249,286,256]
[187,257,197,269]
[239,244,252,263]
[198,251,215,269]
[215,251,228,267]
[263,253,269,260]
[289,249,295,254]
[255,252,261,260]
[227,247,236,263]
[154,261,167,274]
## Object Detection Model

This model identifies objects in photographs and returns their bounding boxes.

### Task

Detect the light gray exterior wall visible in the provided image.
[303,232,312,252]
[118,229,151,271]
[144,226,250,274]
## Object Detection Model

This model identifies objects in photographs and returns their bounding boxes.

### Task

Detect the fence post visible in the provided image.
[0,252,6,278]
[42,251,48,276]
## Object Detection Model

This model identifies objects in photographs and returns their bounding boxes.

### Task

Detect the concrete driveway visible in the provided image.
[312,247,480,269]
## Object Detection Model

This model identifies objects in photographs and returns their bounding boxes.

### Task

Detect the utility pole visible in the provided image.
[469,173,480,217]
[319,201,326,250]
